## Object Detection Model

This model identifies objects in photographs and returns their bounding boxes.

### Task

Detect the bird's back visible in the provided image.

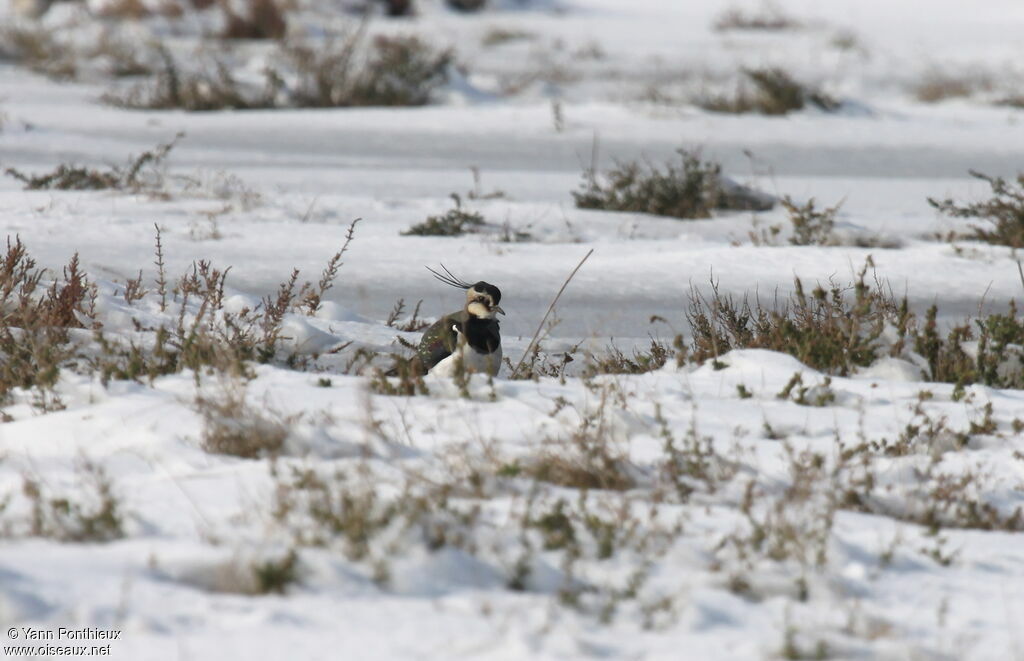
[416,310,466,373]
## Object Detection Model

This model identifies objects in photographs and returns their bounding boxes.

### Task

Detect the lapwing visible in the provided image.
[416,265,504,377]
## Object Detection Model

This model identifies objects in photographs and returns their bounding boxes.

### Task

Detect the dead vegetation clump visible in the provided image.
[929,170,1024,248]
[686,259,1024,389]
[573,148,774,220]
[446,0,485,12]
[16,460,125,543]
[713,4,802,32]
[685,264,906,377]
[0,23,76,79]
[836,441,1024,533]
[4,133,181,192]
[0,218,358,410]
[107,32,452,111]
[369,355,429,396]
[519,390,636,491]
[267,443,677,618]
[481,27,535,48]
[282,33,452,108]
[0,238,96,409]
[104,43,281,111]
[583,339,674,376]
[92,0,180,20]
[912,70,989,104]
[719,449,835,584]
[697,68,839,115]
[195,378,293,458]
[181,548,302,595]
[220,0,288,40]
[997,96,1024,109]
[270,461,489,578]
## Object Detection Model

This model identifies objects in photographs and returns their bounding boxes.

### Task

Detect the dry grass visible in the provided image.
[107,33,452,111]
[196,378,293,458]
[685,264,905,377]
[482,27,535,47]
[912,71,990,104]
[283,34,452,108]
[584,340,674,376]
[221,0,288,40]
[5,134,180,192]
[996,95,1024,109]
[96,240,360,381]
[713,4,802,32]
[686,258,1024,389]
[0,23,76,79]
[697,68,839,115]
[17,460,125,543]
[522,389,636,491]
[0,239,96,409]
[929,170,1024,247]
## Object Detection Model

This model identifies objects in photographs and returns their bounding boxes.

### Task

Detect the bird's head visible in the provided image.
[465,281,504,319]
[426,265,506,320]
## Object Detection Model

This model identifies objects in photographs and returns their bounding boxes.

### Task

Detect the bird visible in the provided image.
[415,265,504,377]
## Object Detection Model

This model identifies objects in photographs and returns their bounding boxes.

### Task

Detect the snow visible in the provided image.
[2,0,1024,659]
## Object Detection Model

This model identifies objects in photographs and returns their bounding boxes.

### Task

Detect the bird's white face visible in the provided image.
[465,286,504,319]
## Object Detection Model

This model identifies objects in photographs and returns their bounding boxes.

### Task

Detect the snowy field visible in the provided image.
[1,1,1024,659]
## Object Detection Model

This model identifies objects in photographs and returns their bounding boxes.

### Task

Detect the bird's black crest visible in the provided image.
[472,281,501,304]
[426,264,473,290]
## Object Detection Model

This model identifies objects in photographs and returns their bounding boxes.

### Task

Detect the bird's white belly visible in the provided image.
[430,344,502,377]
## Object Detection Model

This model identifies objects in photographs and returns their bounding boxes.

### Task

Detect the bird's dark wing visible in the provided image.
[417,311,465,372]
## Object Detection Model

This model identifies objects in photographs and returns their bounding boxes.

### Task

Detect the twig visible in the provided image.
[153,223,167,312]
[511,249,594,378]
[1017,259,1024,293]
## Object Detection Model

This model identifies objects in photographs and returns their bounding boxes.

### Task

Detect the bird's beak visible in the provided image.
[493,305,506,316]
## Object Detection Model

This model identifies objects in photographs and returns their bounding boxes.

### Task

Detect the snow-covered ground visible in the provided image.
[1,1,1024,659]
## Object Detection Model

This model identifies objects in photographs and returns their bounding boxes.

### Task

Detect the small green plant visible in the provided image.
[402,195,485,236]
[777,374,836,406]
[252,550,301,594]
[929,170,1024,247]
[783,197,841,246]
[573,149,773,220]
